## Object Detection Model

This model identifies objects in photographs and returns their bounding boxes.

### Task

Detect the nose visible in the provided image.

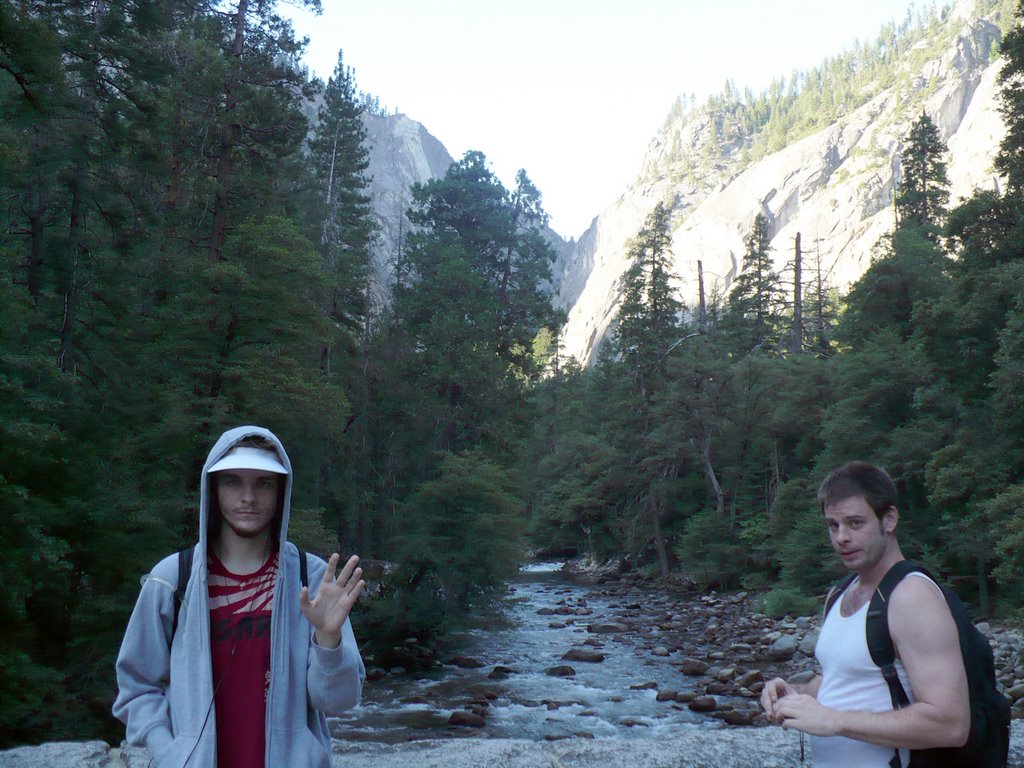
[239,480,256,502]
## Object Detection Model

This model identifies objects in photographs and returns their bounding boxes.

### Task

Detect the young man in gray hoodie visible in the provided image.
[113,426,366,767]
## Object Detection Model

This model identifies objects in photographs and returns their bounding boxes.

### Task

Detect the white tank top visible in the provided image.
[811,571,938,767]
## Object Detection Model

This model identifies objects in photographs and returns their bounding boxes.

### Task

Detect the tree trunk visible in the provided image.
[26,170,45,302]
[651,502,670,578]
[790,232,803,355]
[208,0,248,263]
[58,159,85,373]
[697,259,707,334]
[977,553,990,618]
[698,422,725,519]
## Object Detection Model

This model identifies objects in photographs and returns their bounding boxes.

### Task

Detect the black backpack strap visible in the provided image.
[172,544,195,641]
[866,560,925,768]
[824,572,857,620]
[297,547,308,589]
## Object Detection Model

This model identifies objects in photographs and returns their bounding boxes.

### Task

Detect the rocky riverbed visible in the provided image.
[345,564,1024,736]
[5,564,1024,766]
[562,566,1024,728]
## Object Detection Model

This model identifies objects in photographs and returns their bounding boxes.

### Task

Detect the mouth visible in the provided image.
[839,550,859,560]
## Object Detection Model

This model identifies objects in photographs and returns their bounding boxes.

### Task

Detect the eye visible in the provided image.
[257,478,276,489]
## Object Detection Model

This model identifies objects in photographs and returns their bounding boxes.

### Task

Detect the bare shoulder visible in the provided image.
[888,573,957,644]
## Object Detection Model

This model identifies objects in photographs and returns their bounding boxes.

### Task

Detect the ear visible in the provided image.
[882,506,898,534]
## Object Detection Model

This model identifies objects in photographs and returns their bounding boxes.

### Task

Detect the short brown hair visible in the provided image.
[817,461,897,520]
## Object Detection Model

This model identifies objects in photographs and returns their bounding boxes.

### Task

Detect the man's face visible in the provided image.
[824,495,894,572]
[215,469,281,540]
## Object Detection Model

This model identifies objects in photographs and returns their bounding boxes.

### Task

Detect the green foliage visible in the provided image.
[724,213,786,353]
[396,452,525,611]
[760,587,821,619]
[6,0,1024,749]
[895,112,949,232]
[0,0,371,746]
[676,508,745,590]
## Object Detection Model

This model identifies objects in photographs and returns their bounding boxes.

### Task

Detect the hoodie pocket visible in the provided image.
[268,726,331,768]
[151,734,203,768]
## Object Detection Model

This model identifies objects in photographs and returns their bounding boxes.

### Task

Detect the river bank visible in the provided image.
[5,563,1024,766]
[338,562,1024,739]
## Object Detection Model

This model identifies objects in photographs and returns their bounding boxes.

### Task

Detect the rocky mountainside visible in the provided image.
[554,0,1009,364]
[361,113,454,310]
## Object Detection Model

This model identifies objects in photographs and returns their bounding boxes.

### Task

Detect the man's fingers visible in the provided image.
[344,566,363,591]
[350,579,366,603]
[336,555,360,585]
[322,552,340,583]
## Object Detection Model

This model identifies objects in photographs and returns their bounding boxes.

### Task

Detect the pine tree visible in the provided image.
[895,112,949,233]
[995,0,1024,198]
[309,49,374,338]
[616,201,683,394]
[726,213,785,353]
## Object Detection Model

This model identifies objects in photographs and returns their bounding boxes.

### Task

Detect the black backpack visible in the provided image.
[825,560,1010,768]
[171,544,308,638]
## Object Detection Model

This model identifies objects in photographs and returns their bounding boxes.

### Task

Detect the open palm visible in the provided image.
[300,553,365,649]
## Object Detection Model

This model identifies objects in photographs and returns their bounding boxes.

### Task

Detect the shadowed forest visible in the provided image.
[4,0,1024,747]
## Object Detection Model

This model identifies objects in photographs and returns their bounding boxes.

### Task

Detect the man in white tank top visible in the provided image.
[758,462,969,767]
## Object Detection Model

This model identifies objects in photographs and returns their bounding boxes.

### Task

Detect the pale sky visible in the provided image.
[285,0,922,238]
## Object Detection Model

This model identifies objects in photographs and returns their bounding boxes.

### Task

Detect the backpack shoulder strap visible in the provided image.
[866,560,923,711]
[824,572,857,620]
[297,547,308,589]
[172,544,195,640]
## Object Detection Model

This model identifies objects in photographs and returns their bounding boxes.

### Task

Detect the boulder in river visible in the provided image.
[545,665,576,677]
[688,695,718,712]
[448,711,486,728]
[561,649,606,663]
[449,655,485,669]
[587,622,628,633]
[679,658,709,676]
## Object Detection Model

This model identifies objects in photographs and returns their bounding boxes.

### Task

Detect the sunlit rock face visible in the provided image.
[554,0,1006,365]
[362,113,453,310]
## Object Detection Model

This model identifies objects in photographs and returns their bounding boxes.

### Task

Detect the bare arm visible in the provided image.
[775,577,969,748]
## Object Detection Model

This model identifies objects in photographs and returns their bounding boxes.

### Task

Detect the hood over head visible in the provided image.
[199,425,293,554]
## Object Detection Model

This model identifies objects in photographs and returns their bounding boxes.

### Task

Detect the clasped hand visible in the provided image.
[760,677,837,737]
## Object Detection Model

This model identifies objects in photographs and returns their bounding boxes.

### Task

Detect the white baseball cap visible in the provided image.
[208,446,288,475]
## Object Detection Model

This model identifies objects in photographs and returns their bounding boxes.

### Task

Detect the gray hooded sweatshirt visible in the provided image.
[113,426,365,767]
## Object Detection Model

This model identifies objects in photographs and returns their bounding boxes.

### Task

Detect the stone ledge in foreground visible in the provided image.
[2,723,1023,767]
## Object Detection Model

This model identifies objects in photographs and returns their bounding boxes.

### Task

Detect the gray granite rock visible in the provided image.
[5,723,1024,767]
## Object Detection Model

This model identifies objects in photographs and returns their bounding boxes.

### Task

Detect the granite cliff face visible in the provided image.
[554,0,1008,364]
[361,113,454,310]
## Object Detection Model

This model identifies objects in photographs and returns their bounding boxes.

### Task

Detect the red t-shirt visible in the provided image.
[208,550,278,768]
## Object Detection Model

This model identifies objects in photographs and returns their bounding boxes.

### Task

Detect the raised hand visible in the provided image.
[299,553,365,649]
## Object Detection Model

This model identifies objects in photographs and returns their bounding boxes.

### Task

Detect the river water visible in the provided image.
[331,562,715,743]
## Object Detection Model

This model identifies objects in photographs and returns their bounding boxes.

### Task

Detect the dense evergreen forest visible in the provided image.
[3,0,1024,750]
